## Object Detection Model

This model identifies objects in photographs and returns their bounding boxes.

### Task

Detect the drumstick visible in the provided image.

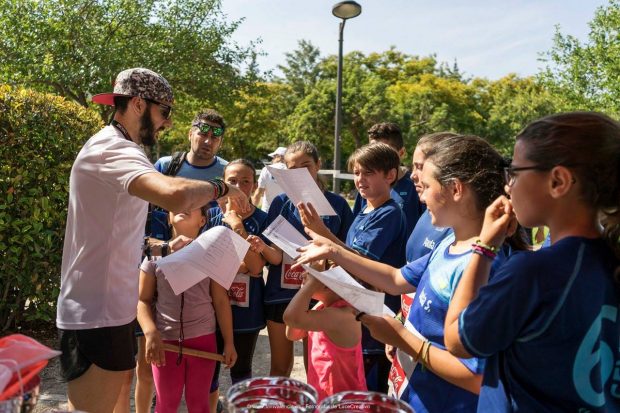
[163,343,226,362]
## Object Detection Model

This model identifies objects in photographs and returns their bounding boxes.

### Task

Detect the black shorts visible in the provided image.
[58,319,137,382]
[264,302,289,324]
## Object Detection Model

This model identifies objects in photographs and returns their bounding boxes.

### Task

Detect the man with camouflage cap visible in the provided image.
[56,68,247,411]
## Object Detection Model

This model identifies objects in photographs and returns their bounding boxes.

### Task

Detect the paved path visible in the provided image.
[34,328,306,412]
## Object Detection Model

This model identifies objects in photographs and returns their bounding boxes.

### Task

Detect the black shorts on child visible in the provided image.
[58,319,137,382]
[264,302,289,324]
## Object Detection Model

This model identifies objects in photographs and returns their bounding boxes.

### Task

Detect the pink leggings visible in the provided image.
[152,334,216,413]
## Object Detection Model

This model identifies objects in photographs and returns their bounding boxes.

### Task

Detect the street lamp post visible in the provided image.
[332,1,361,193]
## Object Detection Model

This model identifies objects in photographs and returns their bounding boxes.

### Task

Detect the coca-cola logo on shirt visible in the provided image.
[229,282,247,302]
[283,264,304,285]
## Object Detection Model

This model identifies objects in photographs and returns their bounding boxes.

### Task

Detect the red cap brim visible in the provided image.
[91,93,132,106]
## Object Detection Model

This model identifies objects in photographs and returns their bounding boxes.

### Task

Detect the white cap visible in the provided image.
[268,147,287,157]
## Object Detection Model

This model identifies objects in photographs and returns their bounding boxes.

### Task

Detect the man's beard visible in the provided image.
[139,108,156,147]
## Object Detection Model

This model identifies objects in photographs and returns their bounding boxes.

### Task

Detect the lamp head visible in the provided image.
[332,1,362,19]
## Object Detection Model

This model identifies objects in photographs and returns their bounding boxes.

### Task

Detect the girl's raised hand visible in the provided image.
[169,235,193,253]
[480,195,518,248]
[293,228,337,268]
[247,235,266,253]
[297,202,330,237]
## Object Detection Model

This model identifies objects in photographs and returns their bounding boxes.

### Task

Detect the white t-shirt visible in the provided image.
[257,162,286,212]
[56,126,157,330]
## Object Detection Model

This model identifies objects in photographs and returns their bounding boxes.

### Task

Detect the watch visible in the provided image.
[161,242,170,257]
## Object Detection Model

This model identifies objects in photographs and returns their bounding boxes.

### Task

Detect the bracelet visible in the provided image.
[414,339,426,363]
[474,239,499,253]
[161,242,170,257]
[421,340,432,370]
[208,178,229,200]
[355,311,366,322]
[471,244,497,259]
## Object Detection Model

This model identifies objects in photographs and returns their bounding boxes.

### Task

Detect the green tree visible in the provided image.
[540,0,620,115]
[277,40,323,100]
[0,86,102,330]
[475,75,557,154]
[0,0,256,118]
[223,82,296,162]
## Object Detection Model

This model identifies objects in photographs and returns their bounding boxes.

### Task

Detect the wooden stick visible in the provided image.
[163,343,226,362]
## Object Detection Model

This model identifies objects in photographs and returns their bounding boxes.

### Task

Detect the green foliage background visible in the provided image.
[0,86,102,330]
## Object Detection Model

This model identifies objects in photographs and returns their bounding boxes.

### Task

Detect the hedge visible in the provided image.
[0,85,102,331]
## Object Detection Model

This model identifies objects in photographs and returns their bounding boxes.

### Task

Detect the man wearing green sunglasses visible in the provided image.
[155,109,228,182]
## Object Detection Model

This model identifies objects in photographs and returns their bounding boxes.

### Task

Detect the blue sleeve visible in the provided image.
[154,158,165,173]
[400,252,431,287]
[459,253,538,358]
[335,198,354,242]
[266,195,284,226]
[349,207,402,260]
[352,193,363,217]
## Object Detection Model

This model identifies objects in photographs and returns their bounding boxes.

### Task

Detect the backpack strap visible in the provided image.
[164,151,187,177]
[145,151,187,239]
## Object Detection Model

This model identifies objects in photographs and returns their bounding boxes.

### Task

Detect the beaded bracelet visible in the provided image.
[474,239,499,253]
[471,244,497,259]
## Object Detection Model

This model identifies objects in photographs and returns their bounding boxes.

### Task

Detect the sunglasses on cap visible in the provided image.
[144,98,173,120]
[192,122,225,137]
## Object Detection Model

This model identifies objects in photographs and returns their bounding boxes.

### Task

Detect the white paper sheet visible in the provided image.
[156,226,250,295]
[263,215,310,259]
[262,216,393,316]
[267,166,337,216]
[302,265,390,316]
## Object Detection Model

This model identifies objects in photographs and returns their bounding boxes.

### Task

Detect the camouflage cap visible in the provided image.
[92,68,174,106]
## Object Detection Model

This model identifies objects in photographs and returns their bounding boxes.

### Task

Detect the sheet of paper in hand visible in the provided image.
[267,166,337,216]
[302,265,391,316]
[157,226,250,295]
[263,215,310,259]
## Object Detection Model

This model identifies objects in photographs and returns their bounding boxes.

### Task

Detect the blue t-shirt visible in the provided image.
[405,209,453,263]
[206,207,268,333]
[149,155,228,240]
[459,237,620,412]
[154,155,228,181]
[347,198,407,355]
[398,234,494,413]
[353,173,423,239]
[264,192,354,305]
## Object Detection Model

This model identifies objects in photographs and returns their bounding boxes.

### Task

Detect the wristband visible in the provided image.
[474,239,499,253]
[208,178,229,200]
[471,244,497,259]
[161,242,170,257]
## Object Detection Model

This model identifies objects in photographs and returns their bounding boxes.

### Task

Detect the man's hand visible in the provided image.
[222,185,250,213]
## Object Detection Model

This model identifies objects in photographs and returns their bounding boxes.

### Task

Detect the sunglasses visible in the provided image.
[144,98,173,120]
[192,122,224,137]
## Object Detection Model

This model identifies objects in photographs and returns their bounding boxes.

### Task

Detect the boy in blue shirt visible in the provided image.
[353,123,423,239]
[300,142,406,393]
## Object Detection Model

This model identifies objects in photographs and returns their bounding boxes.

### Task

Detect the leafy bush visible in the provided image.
[0,85,102,331]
